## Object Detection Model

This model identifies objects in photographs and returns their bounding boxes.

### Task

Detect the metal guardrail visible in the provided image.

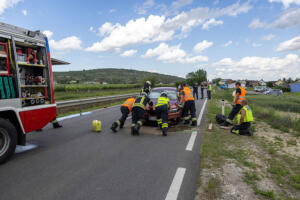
[56,93,138,115]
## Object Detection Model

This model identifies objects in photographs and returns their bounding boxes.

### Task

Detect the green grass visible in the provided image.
[244,171,260,185]
[203,177,221,199]
[212,89,300,134]
[57,100,124,117]
[55,88,139,101]
[254,188,275,199]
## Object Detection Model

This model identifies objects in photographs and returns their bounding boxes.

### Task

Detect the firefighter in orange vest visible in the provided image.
[180,84,197,126]
[222,82,246,126]
[111,96,136,132]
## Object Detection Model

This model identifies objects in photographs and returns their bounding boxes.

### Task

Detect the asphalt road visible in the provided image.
[0,93,207,200]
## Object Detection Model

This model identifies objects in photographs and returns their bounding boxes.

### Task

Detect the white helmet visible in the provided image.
[146,81,151,85]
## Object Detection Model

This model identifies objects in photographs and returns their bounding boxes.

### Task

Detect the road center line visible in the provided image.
[165,167,186,200]
[185,131,197,151]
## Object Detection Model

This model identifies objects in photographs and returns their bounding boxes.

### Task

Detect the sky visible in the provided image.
[1,0,300,81]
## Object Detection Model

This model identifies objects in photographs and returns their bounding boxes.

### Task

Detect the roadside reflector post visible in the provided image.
[221,99,225,116]
[80,101,82,116]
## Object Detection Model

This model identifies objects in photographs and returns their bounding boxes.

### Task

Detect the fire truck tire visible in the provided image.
[0,118,17,165]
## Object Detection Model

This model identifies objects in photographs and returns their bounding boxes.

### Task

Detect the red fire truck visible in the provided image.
[0,22,61,164]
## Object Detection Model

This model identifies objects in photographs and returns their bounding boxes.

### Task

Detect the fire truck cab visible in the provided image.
[0,22,57,164]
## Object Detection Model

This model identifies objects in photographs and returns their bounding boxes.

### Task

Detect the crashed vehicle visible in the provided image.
[145,87,182,123]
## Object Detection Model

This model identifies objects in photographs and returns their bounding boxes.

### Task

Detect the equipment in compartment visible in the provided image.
[0,76,16,99]
[0,42,10,75]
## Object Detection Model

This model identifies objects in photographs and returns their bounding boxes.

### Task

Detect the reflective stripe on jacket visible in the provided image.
[234,86,246,104]
[122,97,135,112]
[183,87,194,101]
[208,85,212,91]
[133,95,152,110]
[155,96,170,108]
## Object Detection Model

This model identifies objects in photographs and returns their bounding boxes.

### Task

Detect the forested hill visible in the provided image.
[53,68,184,84]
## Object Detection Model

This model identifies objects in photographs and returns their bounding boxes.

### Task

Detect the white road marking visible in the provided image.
[57,111,92,121]
[15,143,38,153]
[197,98,208,126]
[185,131,197,151]
[165,167,186,200]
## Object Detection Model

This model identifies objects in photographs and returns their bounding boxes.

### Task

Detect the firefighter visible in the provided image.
[231,99,253,136]
[131,90,153,136]
[180,84,197,126]
[52,118,62,128]
[142,80,152,94]
[222,82,246,126]
[155,91,170,136]
[111,96,136,132]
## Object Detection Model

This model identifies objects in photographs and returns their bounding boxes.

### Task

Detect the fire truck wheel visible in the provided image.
[0,118,17,165]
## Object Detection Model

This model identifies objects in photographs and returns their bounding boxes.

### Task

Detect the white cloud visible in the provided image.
[268,0,300,8]
[21,9,27,16]
[224,40,232,47]
[109,9,116,13]
[262,34,275,40]
[134,0,155,15]
[49,36,82,51]
[277,36,300,52]
[121,49,138,57]
[171,0,193,10]
[0,0,22,15]
[87,1,252,52]
[252,43,262,47]
[89,26,95,32]
[194,40,213,53]
[42,30,53,39]
[202,18,223,30]
[142,43,208,63]
[249,18,266,29]
[272,8,300,29]
[213,54,300,80]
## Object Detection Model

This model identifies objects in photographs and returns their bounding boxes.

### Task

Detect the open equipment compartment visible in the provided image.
[15,40,52,107]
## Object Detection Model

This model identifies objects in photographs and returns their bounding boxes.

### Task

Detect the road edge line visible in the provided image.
[197,98,208,126]
[185,131,197,151]
[165,167,186,200]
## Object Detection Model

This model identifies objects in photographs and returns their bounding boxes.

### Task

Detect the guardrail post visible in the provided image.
[80,101,82,116]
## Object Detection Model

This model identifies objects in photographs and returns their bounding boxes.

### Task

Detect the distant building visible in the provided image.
[289,83,300,92]
[218,79,233,85]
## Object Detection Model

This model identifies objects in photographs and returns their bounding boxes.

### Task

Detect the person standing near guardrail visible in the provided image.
[200,83,204,99]
[221,82,246,126]
[111,96,136,132]
[131,90,153,136]
[192,83,199,100]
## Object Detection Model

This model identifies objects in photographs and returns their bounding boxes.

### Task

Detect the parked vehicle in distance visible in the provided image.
[264,89,283,95]
[254,86,269,92]
[145,87,182,123]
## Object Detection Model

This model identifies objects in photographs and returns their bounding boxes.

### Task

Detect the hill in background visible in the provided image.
[53,68,184,84]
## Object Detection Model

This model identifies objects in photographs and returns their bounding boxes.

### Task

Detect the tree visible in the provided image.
[212,78,222,86]
[266,81,273,88]
[186,69,207,86]
[141,75,157,88]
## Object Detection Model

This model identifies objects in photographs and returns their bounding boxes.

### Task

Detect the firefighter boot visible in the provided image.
[191,118,197,126]
[110,122,118,133]
[134,123,141,136]
[131,126,135,136]
[184,120,190,124]
[119,122,124,129]
[53,122,62,129]
[162,129,167,136]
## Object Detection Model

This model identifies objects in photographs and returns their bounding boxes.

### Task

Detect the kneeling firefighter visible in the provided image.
[111,96,136,132]
[231,99,253,136]
[131,91,153,135]
[155,91,170,136]
[180,84,197,126]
